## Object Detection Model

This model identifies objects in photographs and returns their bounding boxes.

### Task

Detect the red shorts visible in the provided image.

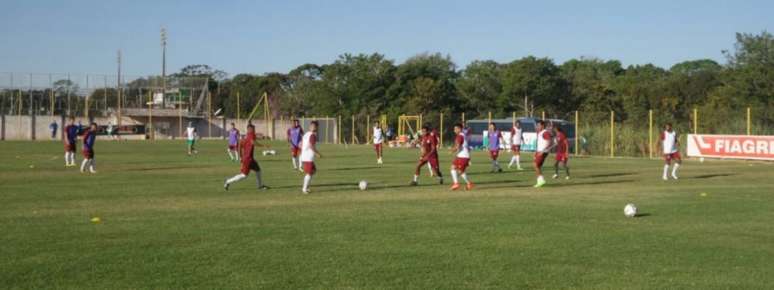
[302,161,316,175]
[290,146,300,157]
[534,152,549,167]
[418,154,440,172]
[64,143,76,152]
[82,149,94,159]
[664,152,681,163]
[228,144,237,150]
[240,159,260,175]
[489,149,500,160]
[555,152,568,162]
[452,157,470,173]
[374,143,382,152]
[511,145,521,153]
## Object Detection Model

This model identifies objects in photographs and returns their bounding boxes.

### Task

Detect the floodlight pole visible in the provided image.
[161,27,167,108]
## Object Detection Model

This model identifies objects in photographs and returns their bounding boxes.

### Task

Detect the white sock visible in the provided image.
[461,173,469,184]
[89,159,96,172]
[509,156,516,167]
[255,170,263,187]
[451,169,459,184]
[427,163,433,175]
[493,160,500,169]
[65,153,70,165]
[516,156,521,168]
[663,165,669,179]
[672,163,680,177]
[537,175,545,183]
[80,159,89,172]
[298,159,303,170]
[413,174,418,182]
[227,149,233,160]
[226,173,247,184]
[292,157,298,169]
[303,174,312,191]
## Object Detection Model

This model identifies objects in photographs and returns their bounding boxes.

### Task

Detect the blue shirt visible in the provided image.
[83,130,96,150]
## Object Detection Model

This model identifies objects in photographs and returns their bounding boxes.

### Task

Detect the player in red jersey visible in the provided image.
[300,121,322,194]
[450,123,473,191]
[411,125,443,186]
[659,123,681,180]
[224,124,269,191]
[552,126,570,180]
[533,120,553,188]
[63,117,78,167]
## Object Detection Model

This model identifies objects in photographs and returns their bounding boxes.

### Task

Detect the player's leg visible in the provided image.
[662,155,671,180]
[563,159,570,179]
[412,159,427,185]
[301,162,316,194]
[224,162,251,190]
[450,162,460,190]
[534,153,547,187]
[671,153,681,179]
[492,150,502,172]
[251,161,268,189]
[430,156,443,184]
[459,159,473,189]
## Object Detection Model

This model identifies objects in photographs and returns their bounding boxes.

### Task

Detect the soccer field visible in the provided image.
[1,140,773,289]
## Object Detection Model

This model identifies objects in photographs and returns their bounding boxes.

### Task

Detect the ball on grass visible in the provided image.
[358,180,368,191]
[90,217,102,224]
[624,203,638,218]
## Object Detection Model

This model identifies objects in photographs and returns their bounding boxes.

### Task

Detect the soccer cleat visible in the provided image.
[410,181,418,186]
[497,168,503,173]
[552,174,559,179]
[258,185,270,190]
[565,176,570,180]
[302,189,311,194]
[517,167,524,171]
[662,176,668,181]
[438,178,444,185]
[534,179,547,188]
[466,183,474,190]
[672,175,679,180]
[89,170,97,174]
[224,180,229,191]
[450,183,461,191]
[377,158,383,165]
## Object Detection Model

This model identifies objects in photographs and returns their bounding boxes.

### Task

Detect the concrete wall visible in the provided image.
[0,114,337,142]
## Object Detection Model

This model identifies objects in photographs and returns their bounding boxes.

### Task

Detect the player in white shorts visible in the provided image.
[373,122,384,164]
[300,121,322,194]
[508,121,524,170]
[659,123,682,180]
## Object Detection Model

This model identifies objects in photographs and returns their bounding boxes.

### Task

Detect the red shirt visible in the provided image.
[241,133,256,161]
[555,132,568,153]
[421,133,437,156]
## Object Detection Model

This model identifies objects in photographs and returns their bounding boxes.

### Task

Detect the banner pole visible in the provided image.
[693,107,698,134]
[747,107,751,135]
[610,111,614,158]
[649,110,653,159]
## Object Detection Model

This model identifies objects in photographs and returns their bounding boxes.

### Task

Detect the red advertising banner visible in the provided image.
[687,134,774,161]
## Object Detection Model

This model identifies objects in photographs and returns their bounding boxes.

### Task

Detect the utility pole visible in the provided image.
[161,27,167,108]
[117,50,122,130]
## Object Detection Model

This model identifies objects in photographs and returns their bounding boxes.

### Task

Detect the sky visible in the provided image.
[0,0,772,78]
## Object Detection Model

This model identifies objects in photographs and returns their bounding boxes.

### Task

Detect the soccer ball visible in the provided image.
[358,180,368,191]
[262,150,276,156]
[623,203,638,218]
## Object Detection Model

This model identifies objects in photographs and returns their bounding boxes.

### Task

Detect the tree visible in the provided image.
[457,60,503,117]
[500,56,567,118]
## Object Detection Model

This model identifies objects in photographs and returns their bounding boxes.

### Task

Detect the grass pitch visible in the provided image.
[1,140,773,289]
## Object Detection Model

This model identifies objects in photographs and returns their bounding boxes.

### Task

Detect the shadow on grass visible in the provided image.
[692,173,733,179]
[550,179,635,187]
[587,172,635,178]
[330,166,381,171]
[635,213,652,218]
[124,166,195,171]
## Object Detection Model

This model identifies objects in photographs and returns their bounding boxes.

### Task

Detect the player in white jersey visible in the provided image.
[450,123,474,191]
[659,123,682,180]
[373,122,384,164]
[300,121,322,194]
[533,120,553,188]
[186,122,198,156]
[508,121,524,170]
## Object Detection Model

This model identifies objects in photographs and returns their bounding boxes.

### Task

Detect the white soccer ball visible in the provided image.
[624,203,638,218]
[358,180,368,191]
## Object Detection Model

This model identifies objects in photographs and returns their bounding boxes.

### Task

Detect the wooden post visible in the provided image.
[512,111,516,126]
[338,115,342,144]
[236,91,241,130]
[351,115,356,144]
[148,90,153,140]
[693,107,698,134]
[325,116,330,143]
[366,115,370,144]
[648,110,653,159]
[439,112,444,145]
[488,111,492,124]
[178,91,183,138]
[542,110,545,120]
[746,107,751,135]
[461,112,465,125]
[610,111,614,158]
[574,110,579,156]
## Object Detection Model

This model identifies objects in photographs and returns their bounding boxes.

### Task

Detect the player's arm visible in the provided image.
[498,132,505,149]
[311,135,322,158]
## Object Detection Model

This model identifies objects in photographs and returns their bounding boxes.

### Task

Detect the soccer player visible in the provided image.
[373,122,384,164]
[287,119,304,171]
[226,123,240,162]
[552,126,570,180]
[533,120,553,188]
[659,123,681,180]
[63,117,78,167]
[224,124,269,191]
[411,126,443,185]
[508,121,524,170]
[186,122,198,156]
[486,122,505,173]
[450,123,474,191]
[300,121,322,194]
[80,122,98,174]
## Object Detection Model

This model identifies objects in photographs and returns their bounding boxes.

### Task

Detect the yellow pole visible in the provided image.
[574,110,579,156]
[693,107,698,134]
[84,93,89,119]
[439,112,444,145]
[178,91,183,138]
[488,111,492,123]
[542,110,545,120]
[512,111,516,126]
[264,93,270,139]
[338,115,342,144]
[461,112,465,125]
[366,115,370,143]
[648,110,653,159]
[351,115,355,144]
[610,111,614,158]
[419,114,423,130]
[746,107,751,135]
[325,116,329,143]
[236,91,241,129]
[148,90,153,140]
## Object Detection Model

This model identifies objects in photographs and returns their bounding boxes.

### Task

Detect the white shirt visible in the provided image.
[662,130,678,154]
[511,127,523,145]
[300,131,317,162]
[373,127,383,144]
[536,129,552,153]
[455,133,470,158]
[186,127,196,140]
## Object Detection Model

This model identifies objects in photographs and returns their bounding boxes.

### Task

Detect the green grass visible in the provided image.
[1,140,773,289]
